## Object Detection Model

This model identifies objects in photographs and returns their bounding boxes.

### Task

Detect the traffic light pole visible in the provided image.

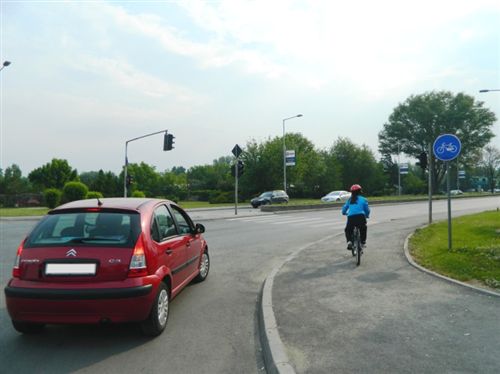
[124,129,168,197]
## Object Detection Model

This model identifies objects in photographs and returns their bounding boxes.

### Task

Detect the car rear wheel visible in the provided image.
[12,320,45,334]
[141,282,169,337]
[193,250,210,283]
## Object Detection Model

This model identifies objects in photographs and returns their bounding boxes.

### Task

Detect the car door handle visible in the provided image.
[165,249,173,255]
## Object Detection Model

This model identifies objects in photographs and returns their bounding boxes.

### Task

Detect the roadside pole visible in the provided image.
[433,134,461,251]
[428,143,433,224]
[231,144,243,216]
[446,162,452,250]
[235,158,238,215]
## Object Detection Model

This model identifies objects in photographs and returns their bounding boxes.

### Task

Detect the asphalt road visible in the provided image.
[0,197,498,373]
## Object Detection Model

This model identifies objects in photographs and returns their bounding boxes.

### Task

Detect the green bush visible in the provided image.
[132,190,146,198]
[63,182,89,202]
[44,188,62,209]
[189,190,215,201]
[166,195,180,203]
[86,191,103,199]
[209,191,235,204]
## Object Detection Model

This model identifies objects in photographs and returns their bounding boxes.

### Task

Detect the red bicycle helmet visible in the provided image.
[350,184,362,192]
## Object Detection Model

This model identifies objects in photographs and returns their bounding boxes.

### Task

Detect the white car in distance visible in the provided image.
[321,190,351,202]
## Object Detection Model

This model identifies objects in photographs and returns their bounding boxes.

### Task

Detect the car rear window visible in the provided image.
[24,211,141,248]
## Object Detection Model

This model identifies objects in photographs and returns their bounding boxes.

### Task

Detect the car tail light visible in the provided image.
[128,234,148,277]
[12,240,25,278]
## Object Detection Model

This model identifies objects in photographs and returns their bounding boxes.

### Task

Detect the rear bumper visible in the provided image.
[4,279,158,324]
[5,284,152,299]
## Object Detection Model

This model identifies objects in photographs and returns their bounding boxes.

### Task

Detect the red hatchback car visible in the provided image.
[4,198,210,336]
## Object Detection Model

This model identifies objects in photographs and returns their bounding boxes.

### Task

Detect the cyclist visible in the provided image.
[342,184,370,250]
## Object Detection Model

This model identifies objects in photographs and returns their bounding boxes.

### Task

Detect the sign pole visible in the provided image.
[231,144,243,216]
[446,162,452,250]
[235,157,238,216]
[428,143,432,224]
[433,133,461,251]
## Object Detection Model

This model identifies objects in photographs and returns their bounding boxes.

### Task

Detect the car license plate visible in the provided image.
[45,263,96,275]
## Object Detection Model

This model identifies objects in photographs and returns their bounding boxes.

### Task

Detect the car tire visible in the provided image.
[141,282,169,337]
[193,250,210,283]
[12,320,45,334]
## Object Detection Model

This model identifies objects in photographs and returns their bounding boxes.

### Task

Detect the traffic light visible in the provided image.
[163,133,175,151]
[230,160,245,177]
[126,174,134,187]
[237,160,244,176]
[416,151,428,170]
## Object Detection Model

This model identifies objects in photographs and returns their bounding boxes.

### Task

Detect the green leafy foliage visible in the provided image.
[80,170,121,197]
[28,159,78,190]
[44,188,62,209]
[379,91,496,193]
[86,191,104,199]
[62,181,88,202]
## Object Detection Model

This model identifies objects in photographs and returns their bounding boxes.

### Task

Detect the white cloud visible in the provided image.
[73,56,195,100]
[175,0,500,92]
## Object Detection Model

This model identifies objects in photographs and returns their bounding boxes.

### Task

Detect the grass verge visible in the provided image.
[0,207,50,217]
[409,210,500,289]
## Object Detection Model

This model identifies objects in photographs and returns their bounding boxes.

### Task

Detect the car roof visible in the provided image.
[51,198,174,213]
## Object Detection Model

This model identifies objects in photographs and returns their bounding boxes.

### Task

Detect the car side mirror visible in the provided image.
[194,223,205,234]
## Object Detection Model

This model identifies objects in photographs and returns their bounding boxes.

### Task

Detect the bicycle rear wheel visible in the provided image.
[356,239,361,266]
[353,227,361,266]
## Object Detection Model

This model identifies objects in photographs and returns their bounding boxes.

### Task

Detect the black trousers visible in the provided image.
[345,214,367,243]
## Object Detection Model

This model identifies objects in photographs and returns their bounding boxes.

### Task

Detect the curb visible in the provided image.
[260,194,497,213]
[403,229,500,298]
[259,234,340,374]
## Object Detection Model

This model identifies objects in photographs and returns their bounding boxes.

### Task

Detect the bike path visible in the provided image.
[268,218,500,373]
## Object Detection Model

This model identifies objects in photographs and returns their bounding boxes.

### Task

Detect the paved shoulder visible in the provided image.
[271,220,500,373]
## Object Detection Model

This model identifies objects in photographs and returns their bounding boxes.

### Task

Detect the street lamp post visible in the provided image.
[0,61,11,72]
[282,114,303,193]
[479,89,500,93]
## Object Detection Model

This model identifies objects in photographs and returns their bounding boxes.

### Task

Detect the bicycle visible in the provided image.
[351,226,362,266]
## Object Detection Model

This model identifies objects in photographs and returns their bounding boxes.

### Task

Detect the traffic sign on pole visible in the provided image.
[433,134,461,161]
[399,163,409,175]
[232,144,243,158]
[433,134,461,251]
[285,150,296,166]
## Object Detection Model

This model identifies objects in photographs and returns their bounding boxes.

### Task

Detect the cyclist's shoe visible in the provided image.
[361,242,367,249]
[347,241,353,250]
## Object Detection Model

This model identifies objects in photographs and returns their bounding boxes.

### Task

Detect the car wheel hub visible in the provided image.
[199,253,209,278]
[157,289,169,326]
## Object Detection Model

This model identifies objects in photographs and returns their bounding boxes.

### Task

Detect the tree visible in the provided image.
[80,170,121,197]
[378,91,496,193]
[240,138,283,198]
[479,145,500,193]
[0,164,31,195]
[123,162,161,197]
[328,138,386,195]
[28,159,78,190]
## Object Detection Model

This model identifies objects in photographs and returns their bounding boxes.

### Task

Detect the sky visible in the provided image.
[1,0,499,176]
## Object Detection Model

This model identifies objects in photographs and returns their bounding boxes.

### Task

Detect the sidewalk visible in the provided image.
[262,218,500,374]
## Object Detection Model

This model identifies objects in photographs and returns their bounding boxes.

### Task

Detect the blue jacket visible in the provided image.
[342,196,370,218]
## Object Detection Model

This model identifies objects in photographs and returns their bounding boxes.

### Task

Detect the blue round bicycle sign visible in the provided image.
[433,134,461,161]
